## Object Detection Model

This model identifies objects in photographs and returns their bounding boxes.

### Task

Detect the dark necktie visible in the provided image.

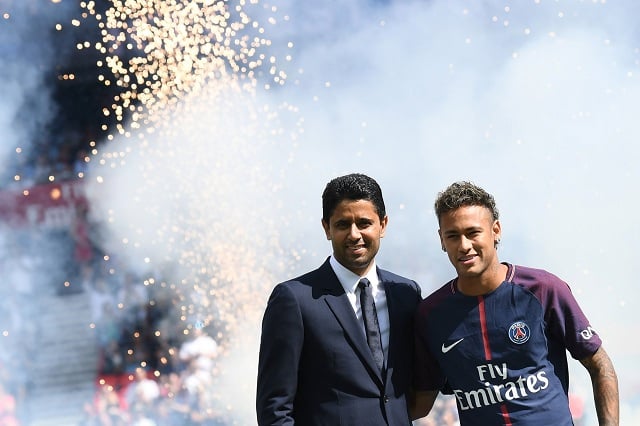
[358,278,384,372]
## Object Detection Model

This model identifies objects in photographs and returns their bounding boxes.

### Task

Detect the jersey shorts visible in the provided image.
[414,263,602,425]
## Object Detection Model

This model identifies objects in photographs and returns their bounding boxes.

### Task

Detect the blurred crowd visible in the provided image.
[0,213,233,426]
[0,155,465,426]
[82,320,229,426]
[0,134,233,425]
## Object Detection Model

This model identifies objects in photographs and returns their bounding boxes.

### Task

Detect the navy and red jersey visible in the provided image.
[414,263,601,425]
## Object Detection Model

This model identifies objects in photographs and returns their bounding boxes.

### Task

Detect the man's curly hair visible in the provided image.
[434,181,499,223]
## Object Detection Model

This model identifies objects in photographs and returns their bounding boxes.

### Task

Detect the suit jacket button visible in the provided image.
[383,395,389,403]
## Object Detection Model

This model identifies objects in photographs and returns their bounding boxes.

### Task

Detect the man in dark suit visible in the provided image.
[256,173,422,425]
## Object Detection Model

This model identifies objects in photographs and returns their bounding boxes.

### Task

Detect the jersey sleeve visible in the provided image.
[517,266,602,361]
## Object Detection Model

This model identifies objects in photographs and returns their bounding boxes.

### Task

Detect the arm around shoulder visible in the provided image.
[580,346,619,426]
[409,390,439,421]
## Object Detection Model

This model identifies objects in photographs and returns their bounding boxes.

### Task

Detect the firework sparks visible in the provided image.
[67,1,300,395]
[77,0,291,138]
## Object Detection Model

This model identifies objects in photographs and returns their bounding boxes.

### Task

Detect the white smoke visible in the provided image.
[2,0,639,425]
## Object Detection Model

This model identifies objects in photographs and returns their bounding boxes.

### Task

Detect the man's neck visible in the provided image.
[457,263,507,296]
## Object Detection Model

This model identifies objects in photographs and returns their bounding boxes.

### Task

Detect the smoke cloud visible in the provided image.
[1,1,638,425]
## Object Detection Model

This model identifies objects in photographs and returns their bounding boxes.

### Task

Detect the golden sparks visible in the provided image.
[77,0,290,142]
[70,0,297,358]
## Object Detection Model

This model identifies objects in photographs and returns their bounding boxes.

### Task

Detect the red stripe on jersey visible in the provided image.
[500,403,513,425]
[477,296,492,360]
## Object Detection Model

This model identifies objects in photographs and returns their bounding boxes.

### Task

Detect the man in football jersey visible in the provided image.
[412,181,618,425]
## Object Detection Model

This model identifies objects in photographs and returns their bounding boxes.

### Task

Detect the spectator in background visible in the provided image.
[179,323,218,393]
[155,372,190,426]
[188,387,225,426]
[129,404,157,426]
[124,368,159,416]
[92,384,127,426]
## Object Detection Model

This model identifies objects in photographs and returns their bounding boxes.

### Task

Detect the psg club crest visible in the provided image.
[508,321,531,344]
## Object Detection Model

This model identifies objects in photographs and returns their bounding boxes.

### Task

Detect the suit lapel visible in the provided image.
[381,277,396,385]
[320,262,384,385]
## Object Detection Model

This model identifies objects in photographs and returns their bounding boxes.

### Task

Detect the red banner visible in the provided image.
[0,180,88,229]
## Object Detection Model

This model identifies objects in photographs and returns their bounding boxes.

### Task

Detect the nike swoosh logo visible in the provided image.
[441,338,464,353]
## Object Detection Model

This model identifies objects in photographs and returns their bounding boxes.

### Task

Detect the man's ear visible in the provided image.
[380,215,389,238]
[492,220,502,244]
[438,229,446,252]
[321,219,331,240]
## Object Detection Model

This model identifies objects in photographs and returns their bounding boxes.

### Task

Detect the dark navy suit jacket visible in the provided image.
[256,258,422,425]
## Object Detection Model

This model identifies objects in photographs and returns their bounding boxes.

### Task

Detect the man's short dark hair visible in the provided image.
[434,181,499,223]
[322,173,386,223]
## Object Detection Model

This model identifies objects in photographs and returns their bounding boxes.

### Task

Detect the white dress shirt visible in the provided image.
[329,255,390,365]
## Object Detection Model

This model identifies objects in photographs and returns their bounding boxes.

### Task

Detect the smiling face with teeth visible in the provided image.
[322,199,388,276]
[438,204,505,295]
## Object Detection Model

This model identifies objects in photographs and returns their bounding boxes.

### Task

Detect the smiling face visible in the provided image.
[439,204,504,293]
[322,199,387,276]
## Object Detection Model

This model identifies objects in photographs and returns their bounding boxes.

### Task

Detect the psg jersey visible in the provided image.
[414,263,602,425]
